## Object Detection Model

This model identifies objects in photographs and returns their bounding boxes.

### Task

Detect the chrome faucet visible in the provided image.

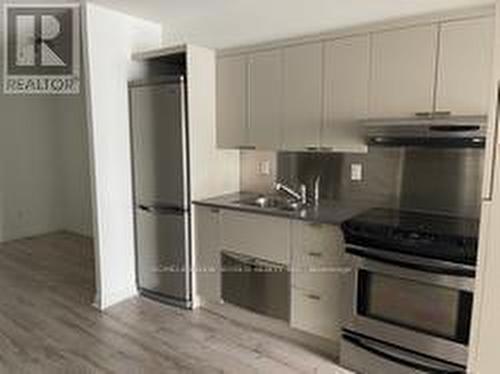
[274,182,308,205]
[313,175,321,206]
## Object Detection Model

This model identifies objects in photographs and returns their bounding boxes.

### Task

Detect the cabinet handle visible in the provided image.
[308,252,323,258]
[305,146,319,151]
[433,111,452,117]
[237,145,257,150]
[415,111,452,118]
[415,112,432,118]
[210,208,220,214]
[306,294,321,301]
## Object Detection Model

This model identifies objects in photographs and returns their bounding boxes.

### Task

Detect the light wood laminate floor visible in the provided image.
[0,232,347,373]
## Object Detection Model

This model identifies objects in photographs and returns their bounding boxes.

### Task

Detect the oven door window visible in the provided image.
[357,270,472,344]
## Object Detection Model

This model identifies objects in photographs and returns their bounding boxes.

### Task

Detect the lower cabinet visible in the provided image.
[194,205,221,305]
[194,205,351,345]
[290,222,351,342]
[219,209,290,264]
[291,288,342,341]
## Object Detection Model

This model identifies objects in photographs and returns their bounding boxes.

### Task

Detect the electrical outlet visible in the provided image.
[258,160,271,176]
[351,163,363,181]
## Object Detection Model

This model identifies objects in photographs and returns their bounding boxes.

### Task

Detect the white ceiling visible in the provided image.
[90,0,495,49]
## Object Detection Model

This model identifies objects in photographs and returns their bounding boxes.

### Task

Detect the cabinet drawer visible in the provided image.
[220,209,290,264]
[291,222,344,268]
[292,271,348,300]
[291,287,342,341]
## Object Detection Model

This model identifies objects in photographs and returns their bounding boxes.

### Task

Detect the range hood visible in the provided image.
[361,114,488,148]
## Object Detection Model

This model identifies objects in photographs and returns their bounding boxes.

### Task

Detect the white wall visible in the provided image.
[0,1,92,242]
[186,45,240,201]
[57,88,94,237]
[0,95,63,241]
[186,45,240,307]
[83,3,162,309]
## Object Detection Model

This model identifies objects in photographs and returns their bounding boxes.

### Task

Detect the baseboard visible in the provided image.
[95,286,138,310]
[59,229,94,239]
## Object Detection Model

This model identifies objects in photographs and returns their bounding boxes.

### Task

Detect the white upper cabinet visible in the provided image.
[282,43,323,150]
[369,25,439,118]
[436,16,494,116]
[248,49,283,149]
[323,35,370,151]
[216,55,248,148]
[215,9,495,150]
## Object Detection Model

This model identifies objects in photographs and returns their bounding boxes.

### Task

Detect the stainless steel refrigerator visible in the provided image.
[129,76,192,309]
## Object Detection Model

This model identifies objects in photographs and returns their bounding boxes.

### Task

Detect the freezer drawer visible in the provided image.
[340,331,465,374]
[135,207,191,304]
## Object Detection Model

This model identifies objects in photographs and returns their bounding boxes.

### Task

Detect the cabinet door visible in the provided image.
[219,209,290,264]
[370,25,438,118]
[194,206,221,304]
[323,35,370,152]
[248,50,283,149]
[216,56,248,148]
[282,43,323,150]
[436,16,494,115]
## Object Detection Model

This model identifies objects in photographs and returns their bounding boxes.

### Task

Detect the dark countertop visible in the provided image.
[193,192,374,225]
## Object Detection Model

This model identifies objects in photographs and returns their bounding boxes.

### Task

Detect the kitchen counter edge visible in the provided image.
[193,192,373,226]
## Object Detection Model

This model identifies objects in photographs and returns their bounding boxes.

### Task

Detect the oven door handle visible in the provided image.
[343,333,465,373]
[346,245,476,278]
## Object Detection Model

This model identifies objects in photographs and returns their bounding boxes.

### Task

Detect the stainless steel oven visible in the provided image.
[342,244,474,372]
[341,329,467,374]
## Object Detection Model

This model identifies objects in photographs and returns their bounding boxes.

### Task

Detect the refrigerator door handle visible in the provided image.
[138,204,154,213]
[138,204,187,215]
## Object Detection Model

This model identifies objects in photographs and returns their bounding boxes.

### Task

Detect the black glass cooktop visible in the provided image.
[341,208,479,265]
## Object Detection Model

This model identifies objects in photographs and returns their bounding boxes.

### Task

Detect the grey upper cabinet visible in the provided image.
[248,49,283,149]
[369,25,439,118]
[282,43,323,150]
[323,35,370,152]
[436,16,494,116]
[216,55,248,148]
